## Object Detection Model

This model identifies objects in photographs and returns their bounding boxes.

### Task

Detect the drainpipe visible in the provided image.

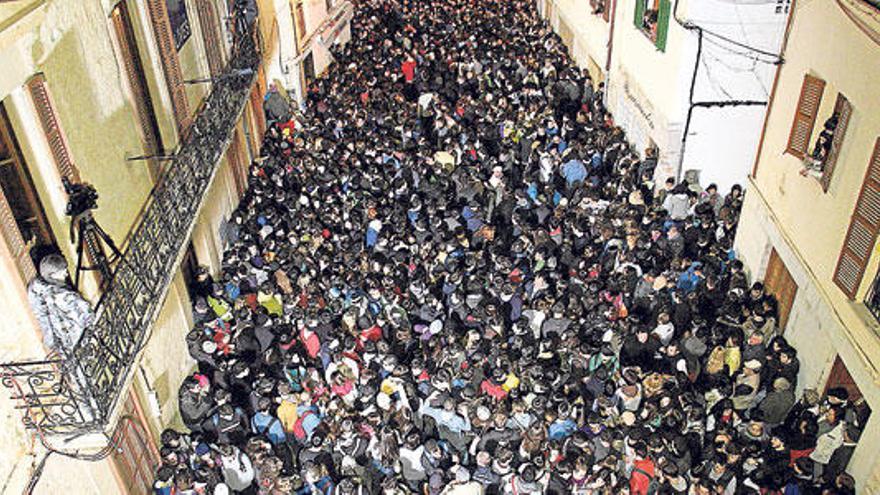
[605,0,617,74]
[675,0,702,183]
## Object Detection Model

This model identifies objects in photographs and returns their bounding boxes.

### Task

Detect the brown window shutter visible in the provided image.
[195,0,225,77]
[27,75,80,182]
[786,74,825,159]
[0,187,37,283]
[112,3,162,160]
[833,137,880,299]
[820,95,852,192]
[146,0,191,133]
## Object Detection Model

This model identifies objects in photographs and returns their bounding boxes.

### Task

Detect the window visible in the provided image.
[195,0,225,77]
[634,0,671,51]
[801,94,852,191]
[293,0,306,47]
[0,102,58,282]
[146,0,191,133]
[112,1,166,182]
[786,74,825,159]
[165,0,192,50]
[814,94,852,192]
[591,0,610,21]
[833,137,880,299]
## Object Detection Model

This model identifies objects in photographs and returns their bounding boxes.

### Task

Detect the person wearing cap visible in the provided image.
[440,467,484,495]
[731,359,762,411]
[758,377,795,426]
[419,391,472,436]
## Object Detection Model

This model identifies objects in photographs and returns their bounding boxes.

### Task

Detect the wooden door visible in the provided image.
[825,355,862,403]
[227,128,248,198]
[764,248,798,331]
[112,1,166,181]
[111,392,160,495]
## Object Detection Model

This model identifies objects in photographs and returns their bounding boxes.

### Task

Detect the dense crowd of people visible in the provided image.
[154,0,866,493]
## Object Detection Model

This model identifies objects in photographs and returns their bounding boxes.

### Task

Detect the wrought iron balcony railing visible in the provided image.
[0,30,260,435]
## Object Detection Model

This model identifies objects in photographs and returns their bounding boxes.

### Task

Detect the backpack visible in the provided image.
[292,409,316,441]
[633,466,659,495]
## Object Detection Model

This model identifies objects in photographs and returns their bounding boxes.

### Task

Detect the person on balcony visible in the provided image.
[27,253,95,357]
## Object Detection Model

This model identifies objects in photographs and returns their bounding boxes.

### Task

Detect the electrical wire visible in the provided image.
[700,56,734,100]
[700,34,779,64]
[700,44,771,99]
[693,22,783,62]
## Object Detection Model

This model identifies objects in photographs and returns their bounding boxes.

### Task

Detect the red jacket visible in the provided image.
[630,458,656,495]
[401,60,416,82]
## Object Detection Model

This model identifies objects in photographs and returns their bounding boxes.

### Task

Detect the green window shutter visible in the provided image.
[634,0,646,29]
[655,0,671,51]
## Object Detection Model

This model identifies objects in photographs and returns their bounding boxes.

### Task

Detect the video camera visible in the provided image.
[62,177,99,218]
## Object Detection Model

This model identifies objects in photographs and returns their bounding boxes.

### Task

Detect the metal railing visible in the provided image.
[0,28,260,435]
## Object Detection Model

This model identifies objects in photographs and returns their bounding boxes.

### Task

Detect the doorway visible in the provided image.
[302,52,316,87]
[0,102,58,282]
[823,355,872,473]
[180,241,200,300]
[112,1,166,181]
[111,391,160,495]
[764,248,798,332]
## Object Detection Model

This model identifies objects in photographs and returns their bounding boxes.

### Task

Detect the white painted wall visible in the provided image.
[549,0,610,79]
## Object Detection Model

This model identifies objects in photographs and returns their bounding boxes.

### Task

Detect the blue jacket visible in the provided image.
[251,411,286,445]
[562,159,587,186]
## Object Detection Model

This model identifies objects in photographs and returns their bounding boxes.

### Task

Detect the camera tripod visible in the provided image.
[70,211,122,292]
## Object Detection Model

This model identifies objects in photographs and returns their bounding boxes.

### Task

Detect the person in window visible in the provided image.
[811,114,838,166]
[643,9,659,40]
[27,253,95,357]
[803,113,839,177]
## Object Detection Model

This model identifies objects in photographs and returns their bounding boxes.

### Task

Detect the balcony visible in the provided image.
[0,30,260,436]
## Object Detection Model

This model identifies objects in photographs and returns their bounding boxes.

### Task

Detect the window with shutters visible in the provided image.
[112,1,166,181]
[786,74,825,159]
[0,102,59,283]
[817,94,852,191]
[833,137,880,300]
[590,0,610,21]
[195,0,225,77]
[146,0,192,134]
[293,0,306,47]
[634,0,670,51]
